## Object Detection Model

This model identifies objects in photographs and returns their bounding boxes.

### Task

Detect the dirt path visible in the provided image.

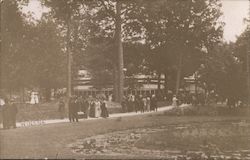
[1,111,250,159]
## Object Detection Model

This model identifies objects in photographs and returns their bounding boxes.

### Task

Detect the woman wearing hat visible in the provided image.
[172,95,178,107]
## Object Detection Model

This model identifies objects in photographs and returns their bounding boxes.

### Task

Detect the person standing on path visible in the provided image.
[72,96,79,122]
[142,96,147,113]
[89,100,95,118]
[150,94,157,111]
[100,100,109,118]
[68,96,78,122]
[9,99,18,128]
[2,98,10,129]
[58,98,65,119]
[121,96,127,113]
[84,98,90,118]
[95,99,101,118]
[172,95,178,107]
[135,95,140,113]
[0,98,5,128]
[146,96,151,112]
[138,95,144,113]
[131,94,135,112]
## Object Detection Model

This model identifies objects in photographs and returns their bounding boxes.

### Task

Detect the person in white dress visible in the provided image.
[0,98,5,106]
[30,92,36,104]
[172,95,178,107]
[95,100,101,118]
[35,93,39,104]
[131,94,135,111]
[108,94,112,102]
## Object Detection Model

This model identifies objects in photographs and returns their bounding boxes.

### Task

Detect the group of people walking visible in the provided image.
[58,93,158,123]
[58,95,109,123]
[0,98,18,129]
[121,94,158,113]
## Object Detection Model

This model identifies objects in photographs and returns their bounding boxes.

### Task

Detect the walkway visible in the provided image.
[11,105,183,128]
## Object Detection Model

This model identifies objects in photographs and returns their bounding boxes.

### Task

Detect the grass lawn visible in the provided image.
[1,109,250,159]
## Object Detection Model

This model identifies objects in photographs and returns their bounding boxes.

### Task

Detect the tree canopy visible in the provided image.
[2,0,249,104]
[1,1,67,100]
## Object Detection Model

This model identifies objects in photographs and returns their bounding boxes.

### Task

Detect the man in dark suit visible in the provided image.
[2,98,10,129]
[100,100,109,118]
[68,97,74,122]
[72,96,79,122]
[150,94,157,112]
[9,99,18,128]
[58,98,65,119]
[71,96,79,122]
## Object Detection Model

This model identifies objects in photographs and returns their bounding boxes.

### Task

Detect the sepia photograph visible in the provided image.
[0,0,250,159]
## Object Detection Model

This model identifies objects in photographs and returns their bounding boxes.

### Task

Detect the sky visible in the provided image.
[221,0,249,42]
[22,0,250,42]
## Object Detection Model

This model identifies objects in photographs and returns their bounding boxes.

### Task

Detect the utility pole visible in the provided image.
[115,0,124,103]
[175,52,183,96]
[67,11,72,103]
[247,49,250,106]
[247,0,250,107]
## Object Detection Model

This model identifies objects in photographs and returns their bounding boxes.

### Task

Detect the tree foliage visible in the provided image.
[234,27,250,72]
[42,0,224,97]
[1,1,66,100]
[1,0,30,90]
[199,43,245,100]
[138,0,224,91]
[26,17,67,89]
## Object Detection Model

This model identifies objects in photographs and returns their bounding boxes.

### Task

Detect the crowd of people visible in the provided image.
[58,93,159,122]
[157,91,208,107]
[59,91,208,120]
[58,95,109,123]
[0,98,18,129]
[1,89,241,129]
[121,94,158,113]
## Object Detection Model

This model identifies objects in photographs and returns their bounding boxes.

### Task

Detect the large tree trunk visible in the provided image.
[247,48,250,106]
[164,72,168,93]
[113,65,119,102]
[115,1,124,103]
[157,73,161,90]
[66,14,72,104]
[175,52,184,96]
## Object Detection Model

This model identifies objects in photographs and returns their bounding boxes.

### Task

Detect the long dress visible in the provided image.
[150,97,157,111]
[34,94,39,104]
[84,101,90,118]
[146,97,150,112]
[142,98,147,112]
[0,98,5,106]
[101,102,109,118]
[89,102,95,118]
[58,101,65,119]
[95,101,101,118]
[30,93,36,104]
[172,97,178,107]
